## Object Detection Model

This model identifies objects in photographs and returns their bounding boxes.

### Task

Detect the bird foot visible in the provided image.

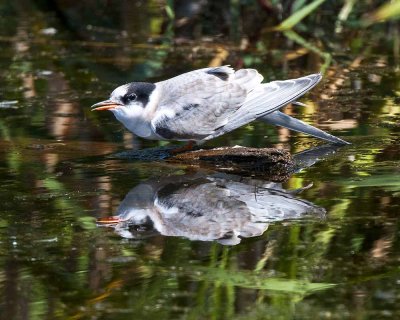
[169,141,196,155]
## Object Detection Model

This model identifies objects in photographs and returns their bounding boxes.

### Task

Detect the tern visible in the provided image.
[91,66,349,146]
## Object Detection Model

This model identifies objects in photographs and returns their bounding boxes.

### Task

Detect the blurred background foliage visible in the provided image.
[0,0,399,319]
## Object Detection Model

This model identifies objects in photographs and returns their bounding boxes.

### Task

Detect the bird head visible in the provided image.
[91,82,156,120]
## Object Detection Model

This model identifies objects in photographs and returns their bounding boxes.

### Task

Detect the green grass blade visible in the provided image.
[275,0,326,31]
[283,30,332,73]
[367,0,400,24]
[191,267,335,295]
[339,174,400,191]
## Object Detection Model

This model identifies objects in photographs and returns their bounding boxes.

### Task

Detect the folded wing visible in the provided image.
[152,67,322,141]
[151,66,262,140]
[209,73,322,139]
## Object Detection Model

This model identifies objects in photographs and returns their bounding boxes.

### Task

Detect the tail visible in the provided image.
[260,111,350,145]
[292,144,345,170]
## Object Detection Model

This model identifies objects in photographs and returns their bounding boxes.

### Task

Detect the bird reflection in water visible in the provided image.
[98,173,325,245]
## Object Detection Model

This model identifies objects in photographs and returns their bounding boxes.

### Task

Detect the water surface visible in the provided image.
[0,1,400,319]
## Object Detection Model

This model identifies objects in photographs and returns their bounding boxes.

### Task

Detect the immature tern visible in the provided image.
[91,66,349,145]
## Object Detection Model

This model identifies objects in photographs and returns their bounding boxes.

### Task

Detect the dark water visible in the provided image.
[0,1,400,319]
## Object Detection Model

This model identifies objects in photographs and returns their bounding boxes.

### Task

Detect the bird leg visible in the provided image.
[169,141,196,155]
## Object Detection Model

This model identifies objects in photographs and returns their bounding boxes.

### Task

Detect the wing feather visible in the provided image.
[151,68,321,141]
[208,73,322,139]
[152,67,261,140]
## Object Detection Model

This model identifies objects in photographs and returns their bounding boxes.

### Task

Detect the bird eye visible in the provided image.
[126,93,137,102]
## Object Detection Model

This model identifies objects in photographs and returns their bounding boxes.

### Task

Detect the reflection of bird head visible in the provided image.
[115,183,155,220]
[112,183,157,239]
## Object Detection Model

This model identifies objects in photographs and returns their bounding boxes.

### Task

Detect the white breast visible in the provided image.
[112,84,163,140]
[114,112,160,139]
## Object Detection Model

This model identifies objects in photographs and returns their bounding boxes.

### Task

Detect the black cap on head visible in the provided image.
[122,82,156,106]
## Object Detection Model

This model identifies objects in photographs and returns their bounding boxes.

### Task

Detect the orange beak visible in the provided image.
[91,100,122,111]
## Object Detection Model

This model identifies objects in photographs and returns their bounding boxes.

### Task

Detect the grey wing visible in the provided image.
[151,66,262,140]
[211,179,325,237]
[153,182,252,241]
[208,73,322,139]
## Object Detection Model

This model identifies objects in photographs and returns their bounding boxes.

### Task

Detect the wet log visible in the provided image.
[170,146,294,181]
[112,145,295,181]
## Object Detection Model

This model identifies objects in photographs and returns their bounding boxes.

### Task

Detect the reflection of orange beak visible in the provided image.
[97,216,124,225]
[91,100,122,111]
